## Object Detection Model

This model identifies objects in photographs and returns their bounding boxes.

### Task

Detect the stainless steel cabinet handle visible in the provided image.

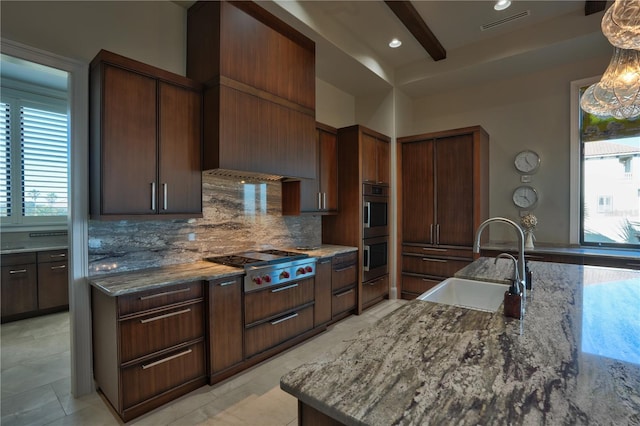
[218,280,236,287]
[319,259,331,265]
[335,288,355,297]
[49,253,66,258]
[163,183,168,210]
[140,308,191,324]
[50,265,67,270]
[363,245,370,271]
[364,202,371,228]
[139,287,190,301]
[430,224,434,245]
[271,283,299,293]
[436,224,441,245]
[422,247,446,252]
[9,269,27,274]
[323,192,327,209]
[318,193,322,210]
[366,277,384,286]
[270,312,298,325]
[422,258,447,263]
[151,182,156,211]
[141,349,192,370]
[334,265,355,273]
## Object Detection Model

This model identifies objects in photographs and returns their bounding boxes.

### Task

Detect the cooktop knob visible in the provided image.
[263,275,271,283]
[253,277,263,285]
[305,266,313,273]
[296,268,305,275]
[280,271,290,279]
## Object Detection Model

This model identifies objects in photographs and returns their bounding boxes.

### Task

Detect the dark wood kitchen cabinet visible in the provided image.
[362,132,390,185]
[398,126,489,299]
[244,278,315,358]
[282,123,338,215]
[37,249,68,310]
[92,281,206,422]
[207,275,243,382]
[323,125,391,313]
[330,251,358,320]
[314,257,333,327]
[90,49,203,220]
[1,253,37,320]
[187,1,316,179]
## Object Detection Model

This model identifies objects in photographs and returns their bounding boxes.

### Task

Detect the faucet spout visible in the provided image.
[495,253,520,293]
[473,217,526,296]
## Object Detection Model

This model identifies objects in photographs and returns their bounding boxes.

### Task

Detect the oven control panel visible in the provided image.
[244,258,316,292]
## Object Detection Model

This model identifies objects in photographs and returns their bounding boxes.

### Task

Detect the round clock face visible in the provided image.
[512,185,538,209]
[514,150,540,174]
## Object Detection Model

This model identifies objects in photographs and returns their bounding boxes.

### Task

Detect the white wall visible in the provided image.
[316,78,355,128]
[410,54,612,244]
[1,1,186,74]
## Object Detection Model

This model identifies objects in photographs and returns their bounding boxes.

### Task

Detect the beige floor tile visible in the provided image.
[1,300,404,425]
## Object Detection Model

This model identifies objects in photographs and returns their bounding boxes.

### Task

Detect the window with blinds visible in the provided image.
[0,95,68,225]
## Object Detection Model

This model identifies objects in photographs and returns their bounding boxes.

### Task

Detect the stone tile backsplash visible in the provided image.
[88,174,320,275]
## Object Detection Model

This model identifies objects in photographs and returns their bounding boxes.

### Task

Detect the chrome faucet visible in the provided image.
[473,217,526,297]
[495,253,520,293]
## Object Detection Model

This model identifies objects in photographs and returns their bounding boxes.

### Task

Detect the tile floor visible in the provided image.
[1,299,407,425]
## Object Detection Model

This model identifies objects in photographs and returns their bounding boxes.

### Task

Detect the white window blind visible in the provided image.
[0,102,10,217]
[20,106,68,216]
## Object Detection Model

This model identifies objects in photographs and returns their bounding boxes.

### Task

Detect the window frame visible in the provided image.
[570,76,640,250]
[0,79,69,230]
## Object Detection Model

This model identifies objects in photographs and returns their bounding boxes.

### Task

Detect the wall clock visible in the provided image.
[514,150,540,174]
[512,185,538,209]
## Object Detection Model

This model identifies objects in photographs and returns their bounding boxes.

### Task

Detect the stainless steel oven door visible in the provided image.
[363,196,388,238]
[363,236,388,282]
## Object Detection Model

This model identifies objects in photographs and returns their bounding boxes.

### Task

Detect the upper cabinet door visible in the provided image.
[376,137,390,185]
[402,140,435,243]
[158,82,203,215]
[435,135,475,246]
[318,128,338,211]
[101,65,157,215]
[361,133,389,184]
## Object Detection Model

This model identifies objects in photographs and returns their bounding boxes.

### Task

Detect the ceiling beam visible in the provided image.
[584,1,607,15]
[384,0,446,61]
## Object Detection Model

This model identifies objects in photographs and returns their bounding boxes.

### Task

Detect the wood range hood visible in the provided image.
[187,1,317,182]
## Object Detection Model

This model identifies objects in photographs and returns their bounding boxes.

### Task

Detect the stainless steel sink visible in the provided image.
[417,277,508,312]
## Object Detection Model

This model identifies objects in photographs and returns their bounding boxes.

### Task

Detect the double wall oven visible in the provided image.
[363,183,389,282]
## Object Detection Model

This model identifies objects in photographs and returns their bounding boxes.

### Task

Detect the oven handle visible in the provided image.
[363,202,371,228]
[363,245,370,271]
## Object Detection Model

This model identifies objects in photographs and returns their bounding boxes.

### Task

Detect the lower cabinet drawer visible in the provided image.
[332,286,356,316]
[118,281,203,316]
[402,274,440,299]
[121,340,205,409]
[245,278,314,325]
[331,255,357,292]
[362,275,388,306]
[119,302,204,363]
[403,255,471,278]
[244,305,314,358]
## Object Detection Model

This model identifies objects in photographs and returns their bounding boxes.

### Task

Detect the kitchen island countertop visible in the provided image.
[280,258,640,425]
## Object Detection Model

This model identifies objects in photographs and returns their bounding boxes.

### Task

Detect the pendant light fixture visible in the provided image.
[601,0,640,50]
[580,0,640,119]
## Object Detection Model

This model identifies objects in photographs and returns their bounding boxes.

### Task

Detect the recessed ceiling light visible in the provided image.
[389,38,402,48]
[494,0,511,11]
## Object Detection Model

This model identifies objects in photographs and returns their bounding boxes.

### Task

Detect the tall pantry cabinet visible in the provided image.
[398,126,489,299]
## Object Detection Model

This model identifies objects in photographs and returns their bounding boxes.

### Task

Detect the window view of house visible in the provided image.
[581,119,640,247]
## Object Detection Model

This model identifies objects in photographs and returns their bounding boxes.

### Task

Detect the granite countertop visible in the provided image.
[89,261,244,296]
[481,242,640,261]
[1,244,68,255]
[281,258,640,425]
[89,244,357,296]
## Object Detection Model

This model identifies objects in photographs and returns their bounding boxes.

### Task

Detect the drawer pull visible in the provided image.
[422,247,446,252]
[270,312,298,325]
[422,258,447,263]
[139,287,190,301]
[49,253,67,258]
[335,288,355,297]
[9,269,27,274]
[271,283,299,293]
[367,278,384,286]
[319,259,331,265]
[218,280,237,287]
[140,308,191,324]
[51,265,67,270]
[141,349,192,370]
[334,265,355,273]
[626,262,640,268]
